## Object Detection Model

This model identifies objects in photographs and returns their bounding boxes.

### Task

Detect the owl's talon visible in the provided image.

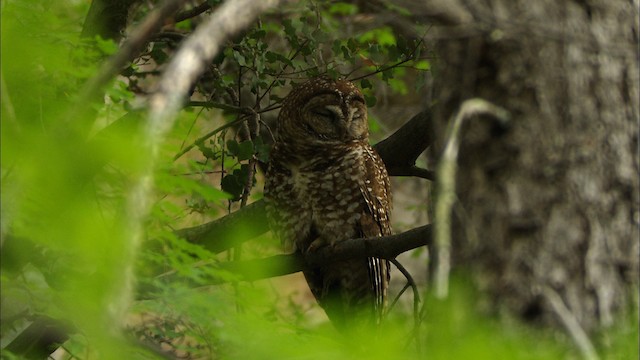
[306,240,324,253]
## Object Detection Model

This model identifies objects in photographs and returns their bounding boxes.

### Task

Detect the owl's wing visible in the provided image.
[264,156,299,252]
[358,147,392,319]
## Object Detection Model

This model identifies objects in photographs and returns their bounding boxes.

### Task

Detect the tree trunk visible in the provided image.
[429,0,638,332]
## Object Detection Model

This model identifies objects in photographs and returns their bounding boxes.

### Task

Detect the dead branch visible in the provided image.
[390,259,422,354]
[433,99,510,299]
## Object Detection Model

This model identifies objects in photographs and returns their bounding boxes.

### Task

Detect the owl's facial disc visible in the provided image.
[301,95,368,142]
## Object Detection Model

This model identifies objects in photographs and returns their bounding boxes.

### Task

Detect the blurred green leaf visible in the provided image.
[364,93,377,107]
[358,26,396,46]
[414,59,430,70]
[360,78,373,89]
[233,50,247,66]
[328,2,358,15]
[94,35,119,56]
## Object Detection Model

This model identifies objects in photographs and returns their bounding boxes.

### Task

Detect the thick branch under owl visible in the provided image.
[144,107,435,292]
[144,224,432,293]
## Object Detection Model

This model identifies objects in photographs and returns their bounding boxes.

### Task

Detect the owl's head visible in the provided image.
[276,77,369,145]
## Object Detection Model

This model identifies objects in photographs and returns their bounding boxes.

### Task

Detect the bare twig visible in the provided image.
[173,115,247,161]
[434,99,510,298]
[386,165,435,180]
[349,37,425,82]
[390,260,421,316]
[390,283,411,310]
[542,286,600,360]
[391,259,422,354]
[257,103,282,114]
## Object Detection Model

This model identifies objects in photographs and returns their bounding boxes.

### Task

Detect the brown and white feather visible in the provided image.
[264,77,392,328]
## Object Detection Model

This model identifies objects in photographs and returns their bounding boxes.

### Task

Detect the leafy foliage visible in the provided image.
[1,0,636,359]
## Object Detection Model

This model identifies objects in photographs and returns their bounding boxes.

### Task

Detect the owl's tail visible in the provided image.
[302,256,389,331]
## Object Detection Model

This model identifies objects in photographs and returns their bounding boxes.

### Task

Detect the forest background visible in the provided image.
[1,0,638,359]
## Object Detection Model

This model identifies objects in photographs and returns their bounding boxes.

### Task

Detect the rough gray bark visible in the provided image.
[427,0,638,333]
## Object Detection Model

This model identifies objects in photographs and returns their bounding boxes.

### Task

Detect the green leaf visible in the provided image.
[347,38,359,52]
[340,45,351,60]
[326,68,341,80]
[253,136,271,163]
[151,44,168,65]
[265,51,293,67]
[368,44,385,64]
[221,173,243,201]
[226,139,240,156]
[254,29,266,39]
[332,40,342,55]
[414,60,430,70]
[328,2,358,15]
[197,142,218,160]
[358,27,396,46]
[236,140,254,161]
[233,50,247,66]
[282,19,299,47]
[94,36,118,56]
[360,79,373,89]
[364,93,377,107]
[387,78,408,95]
[381,68,394,81]
[226,138,256,161]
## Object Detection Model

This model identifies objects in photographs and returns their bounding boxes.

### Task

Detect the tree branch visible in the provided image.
[173,201,269,253]
[374,109,435,172]
[169,107,437,253]
[391,258,422,354]
[174,2,212,23]
[79,0,190,106]
[146,224,432,292]
[80,0,138,42]
[385,165,435,180]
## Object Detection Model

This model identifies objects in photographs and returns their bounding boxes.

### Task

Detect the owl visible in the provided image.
[264,77,392,329]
